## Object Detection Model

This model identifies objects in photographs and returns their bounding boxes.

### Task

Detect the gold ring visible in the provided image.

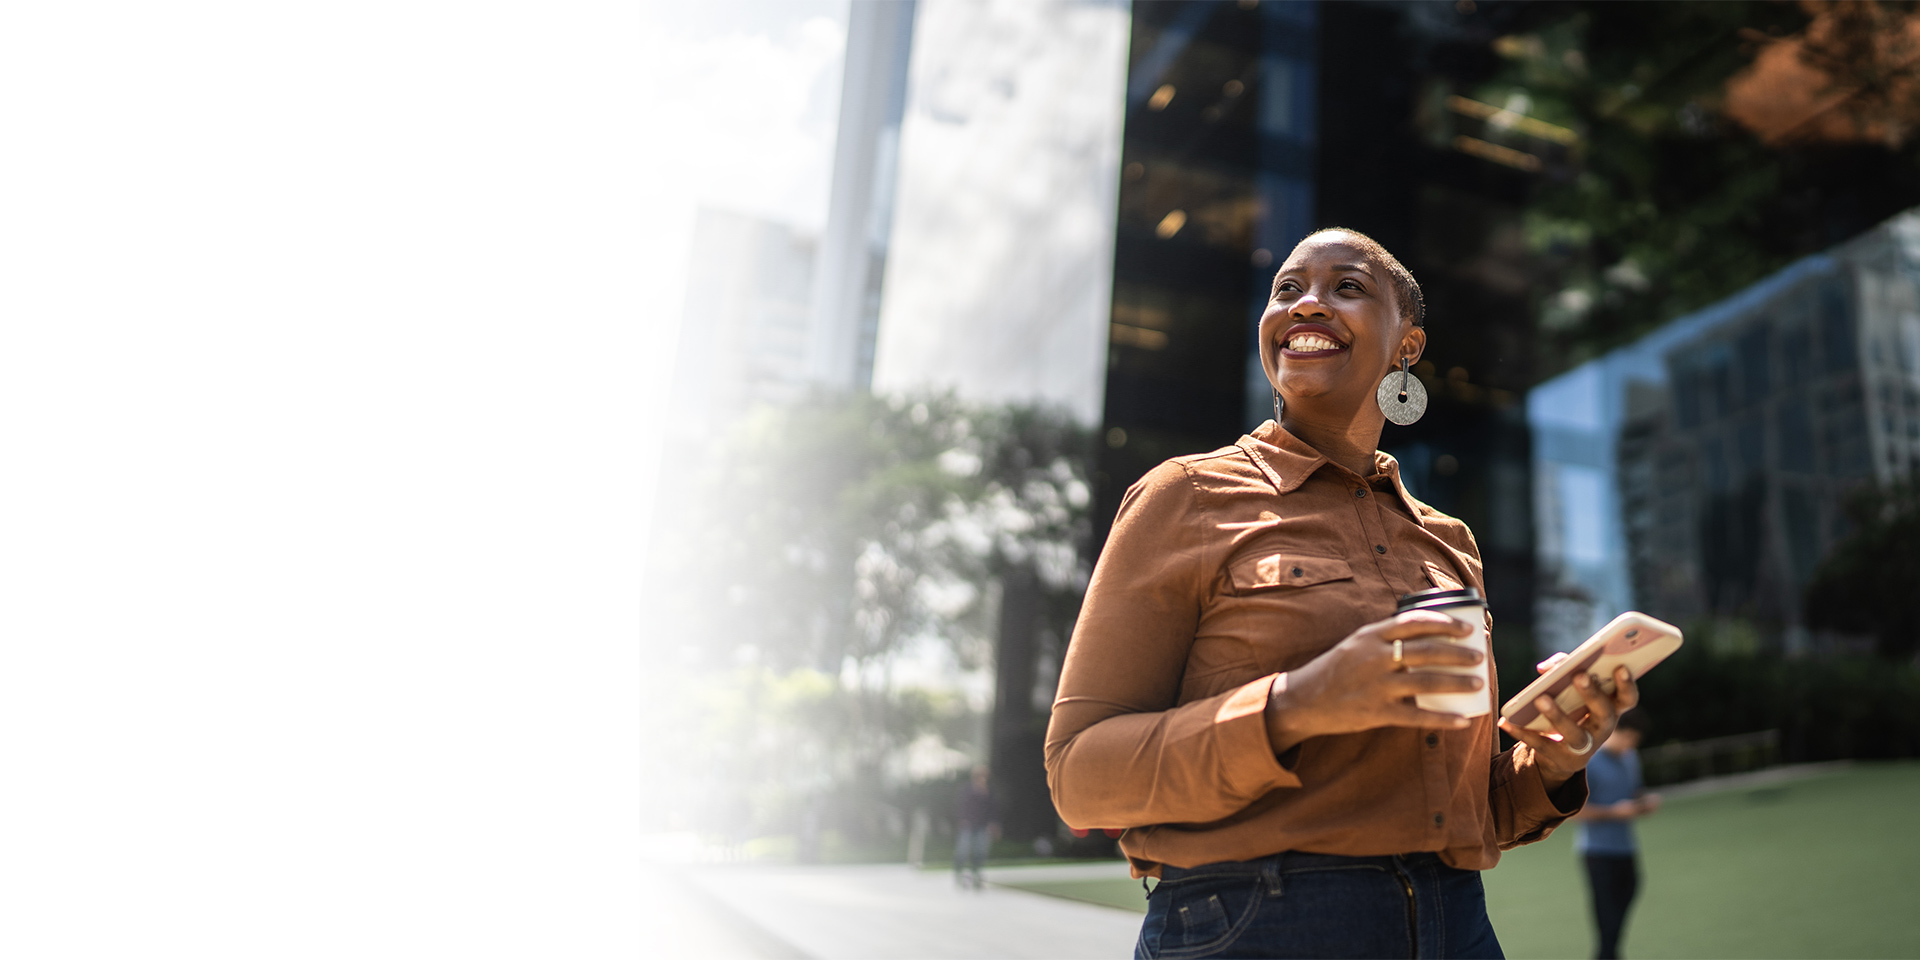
[1392,639,1403,665]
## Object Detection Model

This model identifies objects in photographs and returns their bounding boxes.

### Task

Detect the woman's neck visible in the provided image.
[1280,407,1384,478]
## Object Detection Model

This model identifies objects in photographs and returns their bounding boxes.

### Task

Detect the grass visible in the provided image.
[995,876,1152,912]
[996,762,1920,959]
[1487,761,1920,959]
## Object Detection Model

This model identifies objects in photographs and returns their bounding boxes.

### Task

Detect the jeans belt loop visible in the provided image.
[1260,857,1284,898]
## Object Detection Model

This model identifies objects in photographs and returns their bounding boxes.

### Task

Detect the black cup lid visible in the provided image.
[1396,587,1484,612]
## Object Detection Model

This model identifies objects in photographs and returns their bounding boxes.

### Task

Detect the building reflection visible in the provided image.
[1532,210,1920,654]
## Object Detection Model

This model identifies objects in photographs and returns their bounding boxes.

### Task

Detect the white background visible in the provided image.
[0,2,844,954]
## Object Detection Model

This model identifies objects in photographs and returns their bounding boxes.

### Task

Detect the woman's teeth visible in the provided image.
[1288,334,1342,352]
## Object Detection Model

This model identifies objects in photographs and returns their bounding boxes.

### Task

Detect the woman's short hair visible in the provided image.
[1274,227,1426,327]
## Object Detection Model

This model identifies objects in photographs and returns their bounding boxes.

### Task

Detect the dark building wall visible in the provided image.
[1097,0,1277,545]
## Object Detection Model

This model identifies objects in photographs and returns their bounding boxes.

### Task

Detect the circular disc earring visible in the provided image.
[1376,357,1427,425]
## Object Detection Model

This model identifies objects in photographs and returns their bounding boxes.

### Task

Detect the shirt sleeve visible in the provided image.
[1488,740,1588,848]
[1044,462,1302,829]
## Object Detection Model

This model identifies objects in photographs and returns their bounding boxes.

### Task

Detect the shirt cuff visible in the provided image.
[1214,673,1304,796]
[1544,766,1589,816]
[1503,746,1588,844]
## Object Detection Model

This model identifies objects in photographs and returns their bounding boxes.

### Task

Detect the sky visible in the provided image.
[0,2,847,954]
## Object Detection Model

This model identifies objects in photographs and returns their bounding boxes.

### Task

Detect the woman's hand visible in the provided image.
[1264,610,1486,753]
[1497,662,1639,789]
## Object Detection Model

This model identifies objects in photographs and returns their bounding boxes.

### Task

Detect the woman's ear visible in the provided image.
[1399,325,1427,366]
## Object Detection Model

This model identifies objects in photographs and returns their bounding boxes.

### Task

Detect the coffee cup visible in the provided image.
[1394,587,1491,717]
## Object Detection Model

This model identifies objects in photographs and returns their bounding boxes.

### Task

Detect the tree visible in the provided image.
[1466,1,1920,373]
[646,391,1093,849]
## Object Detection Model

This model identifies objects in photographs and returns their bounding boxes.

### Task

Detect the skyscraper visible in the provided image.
[808,0,917,392]
[1532,209,1920,654]
[666,207,818,440]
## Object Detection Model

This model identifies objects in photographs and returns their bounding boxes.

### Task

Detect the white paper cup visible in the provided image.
[1395,587,1491,718]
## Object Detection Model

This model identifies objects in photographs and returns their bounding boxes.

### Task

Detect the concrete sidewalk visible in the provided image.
[667,860,1142,959]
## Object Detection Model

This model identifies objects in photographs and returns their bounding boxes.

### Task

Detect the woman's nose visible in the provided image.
[1290,293,1328,317]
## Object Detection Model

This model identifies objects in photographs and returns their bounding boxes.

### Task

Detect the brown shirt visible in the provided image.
[1045,422,1583,877]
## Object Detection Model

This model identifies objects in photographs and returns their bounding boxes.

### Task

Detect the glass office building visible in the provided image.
[1531,209,1920,655]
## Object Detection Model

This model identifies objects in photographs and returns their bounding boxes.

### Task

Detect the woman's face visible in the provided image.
[1258,234,1424,416]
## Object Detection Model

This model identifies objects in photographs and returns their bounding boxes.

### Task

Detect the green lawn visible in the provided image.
[1000,763,1920,959]
[1487,762,1920,959]
[994,876,1151,912]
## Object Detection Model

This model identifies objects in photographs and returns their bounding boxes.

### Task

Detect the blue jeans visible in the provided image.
[1136,851,1504,959]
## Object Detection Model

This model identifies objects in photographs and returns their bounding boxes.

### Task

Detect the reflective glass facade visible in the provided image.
[1531,209,1920,654]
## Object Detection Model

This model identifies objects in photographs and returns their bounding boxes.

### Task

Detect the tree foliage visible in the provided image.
[659,391,1093,671]
[1474,1,1920,372]
[646,392,1094,844]
[1634,622,1920,762]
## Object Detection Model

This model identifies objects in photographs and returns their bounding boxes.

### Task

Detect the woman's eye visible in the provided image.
[1338,279,1361,290]
[1278,281,1300,292]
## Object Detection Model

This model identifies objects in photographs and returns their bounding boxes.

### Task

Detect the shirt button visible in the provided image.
[1354,488,1368,499]
[1291,566,1304,577]
[1374,544,1387,554]
[1433,813,1445,826]
[1426,733,1439,746]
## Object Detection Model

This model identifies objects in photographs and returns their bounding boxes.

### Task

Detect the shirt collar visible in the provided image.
[1238,421,1326,494]
[1238,423,1427,521]
[1369,450,1427,520]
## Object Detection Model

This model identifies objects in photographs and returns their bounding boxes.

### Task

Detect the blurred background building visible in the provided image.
[1534,210,1920,654]
[810,0,917,392]
[668,1,915,438]
[666,208,819,438]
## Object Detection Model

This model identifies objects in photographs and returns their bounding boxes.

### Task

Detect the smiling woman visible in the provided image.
[1046,230,1639,959]
[1263,229,1428,443]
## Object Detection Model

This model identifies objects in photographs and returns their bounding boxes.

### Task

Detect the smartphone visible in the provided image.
[1500,611,1683,733]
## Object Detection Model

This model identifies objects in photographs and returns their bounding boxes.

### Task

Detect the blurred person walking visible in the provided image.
[954,765,997,890]
[1047,230,1631,958]
[1574,708,1661,959]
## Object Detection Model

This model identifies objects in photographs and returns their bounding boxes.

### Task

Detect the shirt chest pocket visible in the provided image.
[1226,553,1354,593]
